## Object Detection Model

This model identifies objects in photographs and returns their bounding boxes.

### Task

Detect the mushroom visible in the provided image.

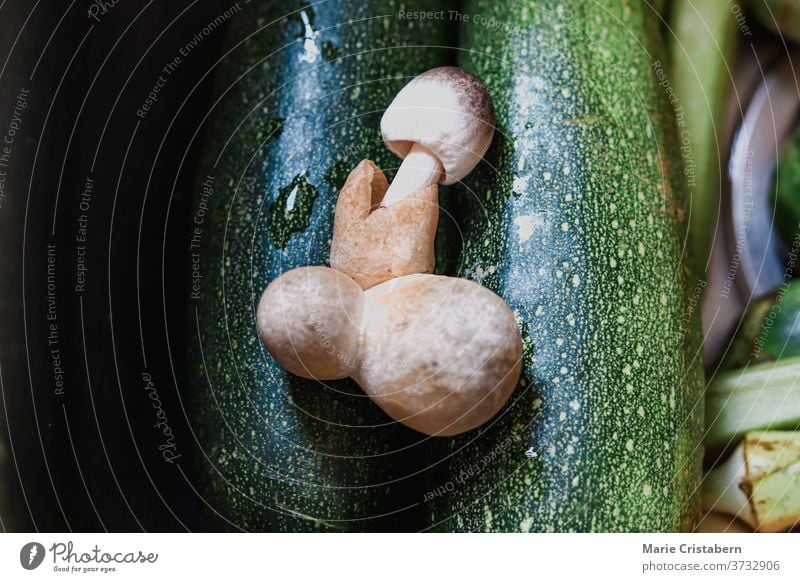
[257,67,521,437]
[380,66,496,203]
[330,67,495,289]
[257,268,522,436]
[257,266,363,380]
[356,274,521,436]
[329,160,438,291]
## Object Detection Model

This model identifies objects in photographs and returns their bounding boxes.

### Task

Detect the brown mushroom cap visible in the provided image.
[380,67,495,185]
[355,274,522,436]
[256,266,363,380]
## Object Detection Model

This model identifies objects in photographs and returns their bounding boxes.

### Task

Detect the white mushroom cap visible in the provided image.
[380,67,495,186]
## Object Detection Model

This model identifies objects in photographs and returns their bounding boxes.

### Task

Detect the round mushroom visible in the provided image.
[380,66,495,205]
[257,266,363,380]
[256,268,523,436]
[356,274,521,436]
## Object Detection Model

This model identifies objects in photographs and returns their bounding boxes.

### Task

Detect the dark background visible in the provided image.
[0,0,229,531]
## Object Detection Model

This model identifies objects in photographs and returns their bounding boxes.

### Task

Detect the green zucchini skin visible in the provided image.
[190,1,454,531]
[427,0,705,532]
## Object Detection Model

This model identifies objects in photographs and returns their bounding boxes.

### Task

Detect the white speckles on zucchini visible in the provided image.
[426,0,704,533]
[192,0,456,532]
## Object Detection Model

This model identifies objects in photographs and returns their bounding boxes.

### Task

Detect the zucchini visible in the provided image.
[190,0,454,531]
[426,0,705,532]
[669,0,739,272]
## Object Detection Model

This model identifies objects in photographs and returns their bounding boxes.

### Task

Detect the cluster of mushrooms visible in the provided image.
[257,67,523,436]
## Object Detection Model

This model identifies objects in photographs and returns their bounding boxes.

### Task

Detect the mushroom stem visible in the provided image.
[381,142,442,206]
